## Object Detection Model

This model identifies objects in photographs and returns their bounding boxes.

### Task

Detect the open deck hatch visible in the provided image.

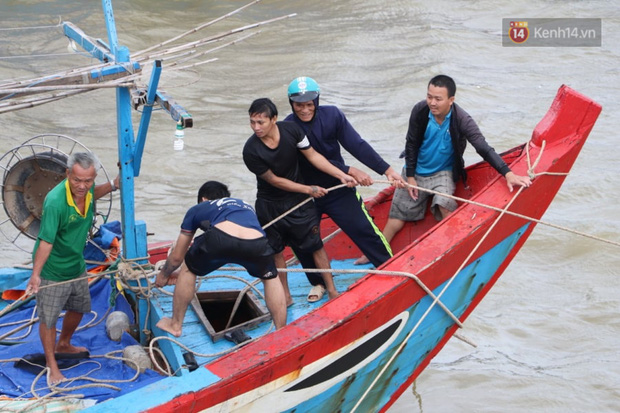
[190,289,270,342]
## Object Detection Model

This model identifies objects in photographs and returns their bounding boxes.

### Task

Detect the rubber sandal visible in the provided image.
[307,284,326,303]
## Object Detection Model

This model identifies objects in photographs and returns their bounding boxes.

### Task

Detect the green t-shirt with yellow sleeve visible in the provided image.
[32,179,94,281]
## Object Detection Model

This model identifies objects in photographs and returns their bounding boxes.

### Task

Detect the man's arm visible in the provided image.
[26,240,53,294]
[404,102,426,178]
[505,171,532,192]
[330,107,390,175]
[348,165,405,188]
[94,175,120,200]
[347,166,373,186]
[154,232,193,287]
[301,147,357,188]
[383,166,406,188]
[458,108,531,190]
[259,169,328,198]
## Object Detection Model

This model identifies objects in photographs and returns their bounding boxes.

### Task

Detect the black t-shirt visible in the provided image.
[243,121,311,202]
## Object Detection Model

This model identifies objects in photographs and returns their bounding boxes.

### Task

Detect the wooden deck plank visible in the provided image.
[150,259,373,374]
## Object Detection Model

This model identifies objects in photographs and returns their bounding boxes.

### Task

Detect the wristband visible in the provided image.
[110,180,117,192]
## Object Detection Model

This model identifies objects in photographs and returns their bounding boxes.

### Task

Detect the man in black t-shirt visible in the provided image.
[243,98,357,305]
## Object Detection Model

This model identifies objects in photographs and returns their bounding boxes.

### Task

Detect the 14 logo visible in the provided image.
[509,21,529,44]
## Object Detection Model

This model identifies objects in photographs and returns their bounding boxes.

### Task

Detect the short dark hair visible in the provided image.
[249,98,278,119]
[428,75,456,98]
[197,181,230,203]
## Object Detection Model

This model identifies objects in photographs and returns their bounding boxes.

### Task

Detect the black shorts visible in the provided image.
[255,197,323,254]
[184,226,277,280]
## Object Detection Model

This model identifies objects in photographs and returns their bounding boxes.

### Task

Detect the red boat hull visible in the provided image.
[139,85,601,413]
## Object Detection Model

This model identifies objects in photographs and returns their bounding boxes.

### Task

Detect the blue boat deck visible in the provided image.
[149,258,374,374]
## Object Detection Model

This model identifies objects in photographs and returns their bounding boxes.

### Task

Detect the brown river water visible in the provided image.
[0,1,618,411]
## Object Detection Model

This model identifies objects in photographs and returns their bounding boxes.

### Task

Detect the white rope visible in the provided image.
[351,185,525,412]
[0,17,62,31]
[351,142,548,411]
[372,178,620,248]
[261,183,347,229]
[0,52,81,60]
[218,266,463,328]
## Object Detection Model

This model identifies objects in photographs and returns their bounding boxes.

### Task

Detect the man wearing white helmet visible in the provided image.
[285,76,405,302]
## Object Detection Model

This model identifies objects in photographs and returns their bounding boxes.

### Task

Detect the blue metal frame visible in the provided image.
[61,0,192,344]
[62,0,189,263]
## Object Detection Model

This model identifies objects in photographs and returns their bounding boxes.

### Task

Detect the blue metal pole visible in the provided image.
[102,0,146,263]
[102,0,150,344]
[134,60,162,176]
[115,46,143,261]
[102,0,119,56]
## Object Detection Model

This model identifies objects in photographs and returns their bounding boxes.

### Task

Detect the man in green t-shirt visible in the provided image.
[25,152,118,386]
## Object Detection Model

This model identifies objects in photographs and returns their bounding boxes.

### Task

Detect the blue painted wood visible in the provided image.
[134,61,162,175]
[132,220,150,345]
[62,22,114,63]
[279,225,528,412]
[114,50,141,260]
[102,0,119,56]
[135,220,148,264]
[83,366,222,412]
[151,259,374,374]
[155,90,193,126]
[90,62,140,79]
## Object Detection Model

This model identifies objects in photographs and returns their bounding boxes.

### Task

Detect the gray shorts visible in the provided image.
[36,274,91,328]
[389,169,457,222]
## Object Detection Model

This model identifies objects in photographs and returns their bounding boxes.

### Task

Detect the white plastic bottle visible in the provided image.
[174,122,185,151]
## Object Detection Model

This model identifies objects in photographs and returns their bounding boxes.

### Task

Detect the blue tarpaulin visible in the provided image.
[0,277,163,402]
[84,221,123,270]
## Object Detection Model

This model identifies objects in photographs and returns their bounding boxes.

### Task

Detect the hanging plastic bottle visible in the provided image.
[173,121,185,151]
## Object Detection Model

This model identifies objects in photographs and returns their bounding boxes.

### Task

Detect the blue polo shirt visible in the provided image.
[416,110,454,176]
[180,197,265,235]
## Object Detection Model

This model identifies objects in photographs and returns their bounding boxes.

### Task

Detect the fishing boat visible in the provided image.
[0,1,603,412]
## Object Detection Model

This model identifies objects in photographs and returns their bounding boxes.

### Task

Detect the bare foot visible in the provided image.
[353,255,370,265]
[55,343,87,354]
[327,289,340,300]
[47,369,66,387]
[156,317,182,337]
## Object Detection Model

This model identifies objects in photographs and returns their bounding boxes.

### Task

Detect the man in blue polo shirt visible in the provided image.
[384,74,532,244]
[155,180,288,336]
